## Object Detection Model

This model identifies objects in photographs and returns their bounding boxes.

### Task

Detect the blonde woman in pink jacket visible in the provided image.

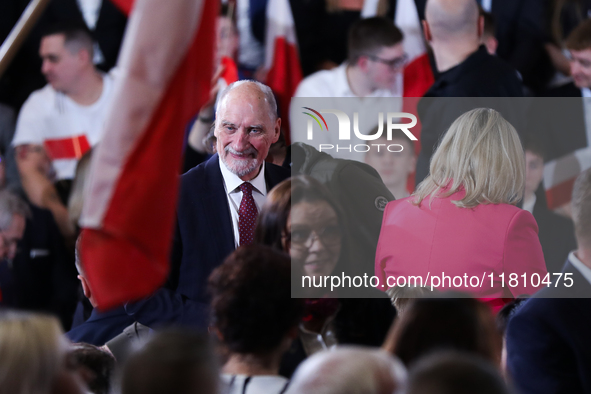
[375,108,547,307]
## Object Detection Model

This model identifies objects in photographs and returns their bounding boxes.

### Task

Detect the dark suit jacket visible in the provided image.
[415,46,525,184]
[66,306,136,346]
[126,155,290,329]
[12,204,78,330]
[506,260,591,394]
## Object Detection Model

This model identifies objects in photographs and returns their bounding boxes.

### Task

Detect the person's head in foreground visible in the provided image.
[208,245,304,374]
[565,18,591,89]
[0,311,87,394]
[364,130,416,199]
[254,175,349,293]
[70,342,115,394]
[285,346,407,394]
[121,330,219,394]
[407,351,513,394]
[383,294,502,367]
[414,108,524,208]
[214,80,281,181]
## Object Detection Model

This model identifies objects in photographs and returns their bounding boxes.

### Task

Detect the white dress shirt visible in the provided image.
[294,63,402,98]
[568,251,591,286]
[219,158,267,247]
[522,194,536,214]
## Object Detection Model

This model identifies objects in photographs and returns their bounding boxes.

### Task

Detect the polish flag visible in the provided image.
[79,0,216,310]
[544,147,591,210]
[264,0,303,143]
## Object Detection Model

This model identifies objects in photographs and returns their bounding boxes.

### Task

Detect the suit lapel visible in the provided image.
[202,155,235,262]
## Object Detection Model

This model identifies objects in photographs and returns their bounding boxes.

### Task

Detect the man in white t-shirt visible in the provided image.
[290,17,406,161]
[13,22,114,183]
[294,17,405,98]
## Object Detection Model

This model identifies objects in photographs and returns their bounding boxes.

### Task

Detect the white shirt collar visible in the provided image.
[335,64,355,97]
[218,155,267,196]
[568,251,591,286]
[522,194,536,214]
[582,87,591,98]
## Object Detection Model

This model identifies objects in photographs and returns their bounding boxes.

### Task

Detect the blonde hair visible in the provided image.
[0,312,66,394]
[414,108,525,209]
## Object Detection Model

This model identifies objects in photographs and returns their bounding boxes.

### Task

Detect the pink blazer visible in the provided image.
[375,189,547,299]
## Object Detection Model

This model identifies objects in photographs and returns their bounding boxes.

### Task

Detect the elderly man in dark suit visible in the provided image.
[506,168,591,394]
[125,81,290,329]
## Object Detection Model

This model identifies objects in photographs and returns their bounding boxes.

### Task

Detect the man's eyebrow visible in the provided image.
[220,120,237,127]
[247,124,265,129]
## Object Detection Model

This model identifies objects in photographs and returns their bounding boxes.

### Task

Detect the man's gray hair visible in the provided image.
[215,80,278,123]
[571,168,591,248]
[0,191,30,231]
[285,346,407,394]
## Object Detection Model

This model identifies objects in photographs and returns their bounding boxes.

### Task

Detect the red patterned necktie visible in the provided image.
[238,182,258,246]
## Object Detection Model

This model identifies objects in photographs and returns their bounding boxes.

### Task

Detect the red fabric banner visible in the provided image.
[80,0,217,310]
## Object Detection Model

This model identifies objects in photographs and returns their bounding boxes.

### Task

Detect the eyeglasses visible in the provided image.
[288,225,342,250]
[365,53,408,69]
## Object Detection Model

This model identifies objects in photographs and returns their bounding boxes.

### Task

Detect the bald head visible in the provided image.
[425,0,480,41]
[213,80,281,180]
[216,80,277,124]
[285,347,407,394]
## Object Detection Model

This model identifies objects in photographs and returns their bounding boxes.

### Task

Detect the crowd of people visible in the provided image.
[1,0,591,393]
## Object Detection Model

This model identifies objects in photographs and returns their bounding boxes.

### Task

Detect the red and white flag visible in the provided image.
[79,0,217,310]
[544,147,591,210]
[264,0,303,143]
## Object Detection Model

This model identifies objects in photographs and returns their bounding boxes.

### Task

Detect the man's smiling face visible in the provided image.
[215,83,281,181]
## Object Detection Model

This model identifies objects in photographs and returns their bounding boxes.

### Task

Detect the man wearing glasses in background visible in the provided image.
[290,17,407,162]
[294,17,406,98]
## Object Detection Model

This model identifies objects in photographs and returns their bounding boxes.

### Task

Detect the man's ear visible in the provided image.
[273,118,281,143]
[209,326,224,342]
[477,15,484,38]
[78,48,92,65]
[79,275,92,299]
[422,20,432,43]
[357,56,369,72]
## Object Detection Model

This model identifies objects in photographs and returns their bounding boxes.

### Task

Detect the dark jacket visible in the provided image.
[66,306,136,346]
[416,45,525,184]
[506,259,591,394]
[126,155,290,329]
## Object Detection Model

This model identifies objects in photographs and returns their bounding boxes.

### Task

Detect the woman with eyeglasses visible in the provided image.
[375,108,548,309]
[255,175,395,377]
